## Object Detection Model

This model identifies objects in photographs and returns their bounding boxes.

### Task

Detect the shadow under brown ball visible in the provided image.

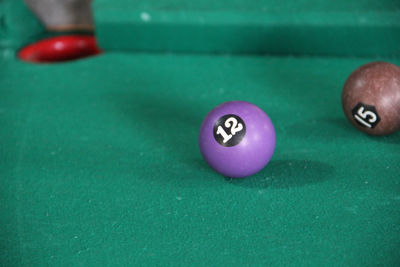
[342,62,400,135]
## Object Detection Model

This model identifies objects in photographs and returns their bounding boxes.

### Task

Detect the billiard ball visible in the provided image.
[199,101,276,178]
[342,62,400,135]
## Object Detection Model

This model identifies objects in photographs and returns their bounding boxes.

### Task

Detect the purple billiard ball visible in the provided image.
[199,101,276,178]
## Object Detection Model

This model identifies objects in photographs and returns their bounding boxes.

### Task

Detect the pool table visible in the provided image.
[1,1,400,266]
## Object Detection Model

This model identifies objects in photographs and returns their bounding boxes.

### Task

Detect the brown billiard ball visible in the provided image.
[342,62,400,135]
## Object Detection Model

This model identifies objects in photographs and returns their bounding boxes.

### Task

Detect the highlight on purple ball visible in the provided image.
[199,101,276,178]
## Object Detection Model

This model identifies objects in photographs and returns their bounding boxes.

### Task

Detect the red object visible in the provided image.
[18,35,102,63]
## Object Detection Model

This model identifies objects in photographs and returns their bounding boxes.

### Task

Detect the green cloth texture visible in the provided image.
[1,0,400,266]
[94,0,400,56]
[0,52,399,266]
[0,1,43,49]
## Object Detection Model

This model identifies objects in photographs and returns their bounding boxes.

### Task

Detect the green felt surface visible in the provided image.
[1,52,400,266]
[94,0,400,56]
[0,1,43,49]
[95,0,400,12]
